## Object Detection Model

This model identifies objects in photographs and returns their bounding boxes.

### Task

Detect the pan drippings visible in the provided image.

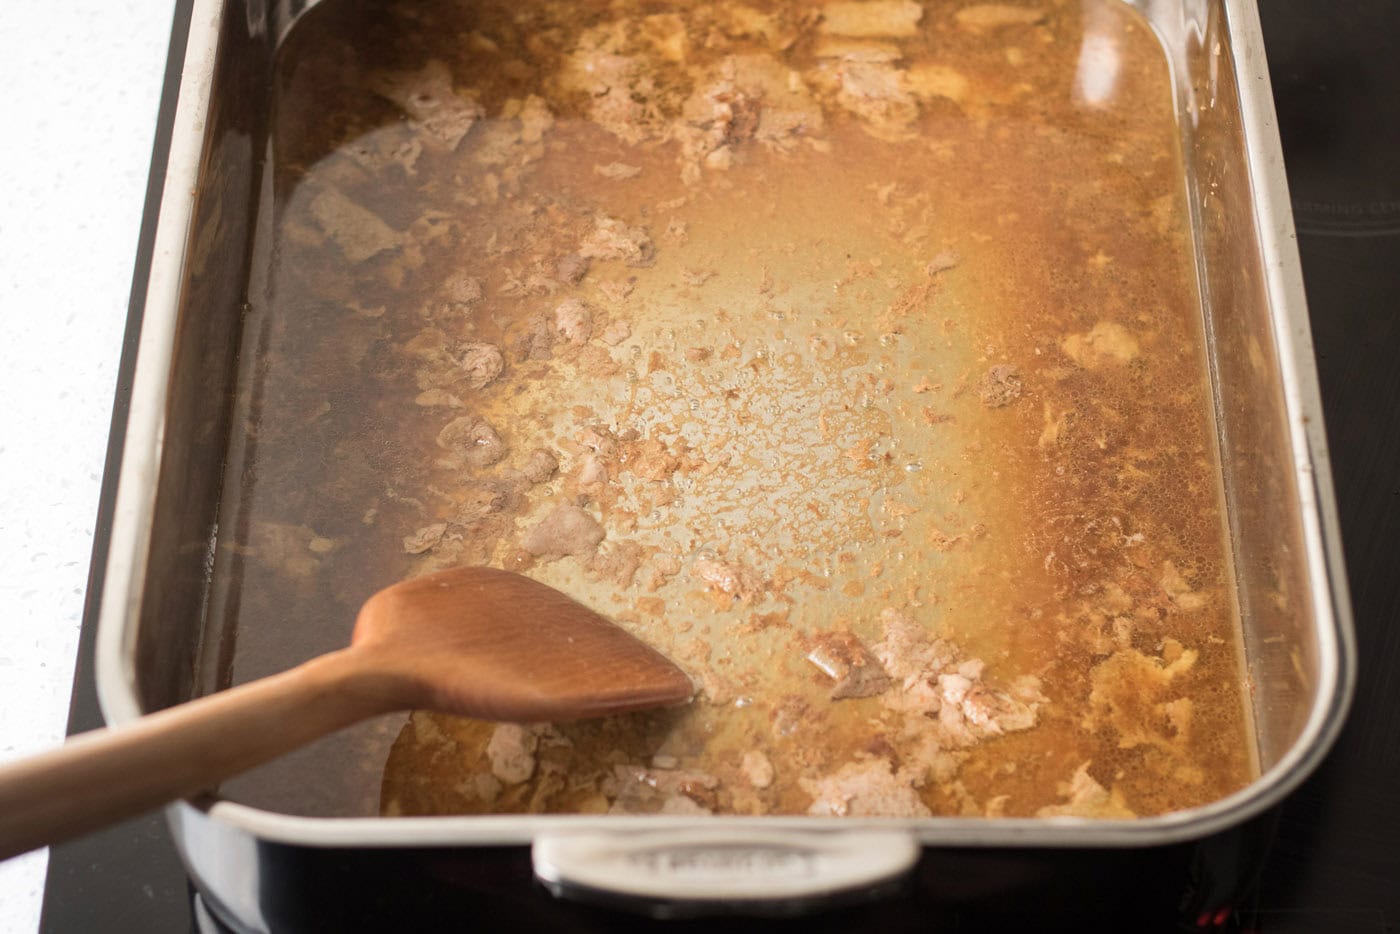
[213,0,1255,819]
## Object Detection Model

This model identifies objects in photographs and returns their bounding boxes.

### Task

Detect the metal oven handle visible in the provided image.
[532,829,920,916]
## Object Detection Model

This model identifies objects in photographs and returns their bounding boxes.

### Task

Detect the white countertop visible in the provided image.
[0,2,175,930]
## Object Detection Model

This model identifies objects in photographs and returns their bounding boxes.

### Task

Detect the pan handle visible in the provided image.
[532,829,919,916]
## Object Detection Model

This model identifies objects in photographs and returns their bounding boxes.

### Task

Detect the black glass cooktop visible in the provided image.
[38,1,1400,930]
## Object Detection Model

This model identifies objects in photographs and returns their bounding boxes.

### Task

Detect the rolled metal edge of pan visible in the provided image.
[1215,0,1357,793]
[96,0,1357,851]
[94,0,230,730]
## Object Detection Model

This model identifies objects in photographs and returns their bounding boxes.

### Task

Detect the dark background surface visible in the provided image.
[38,0,1400,930]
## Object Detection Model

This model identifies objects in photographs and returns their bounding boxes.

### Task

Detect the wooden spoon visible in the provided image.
[0,566,693,861]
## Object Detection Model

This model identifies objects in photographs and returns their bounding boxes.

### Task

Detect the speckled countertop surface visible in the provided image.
[0,3,173,930]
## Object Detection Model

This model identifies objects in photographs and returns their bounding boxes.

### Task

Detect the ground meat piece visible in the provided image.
[347,128,424,175]
[692,558,766,604]
[1035,762,1136,818]
[580,425,619,459]
[873,607,952,682]
[576,452,609,488]
[486,724,538,785]
[553,298,593,345]
[608,765,720,815]
[925,250,960,275]
[516,94,554,143]
[307,188,402,263]
[1087,646,1198,753]
[403,523,447,555]
[978,364,1022,407]
[1062,321,1140,367]
[954,4,1047,30]
[599,320,632,346]
[515,312,556,361]
[815,38,904,62]
[1160,560,1209,610]
[820,1,924,37]
[742,751,775,789]
[937,672,1042,743]
[834,62,919,137]
[906,66,970,105]
[579,215,656,267]
[595,161,642,179]
[619,437,681,481]
[555,253,590,285]
[521,505,605,559]
[458,342,504,389]
[521,449,559,484]
[806,631,892,699]
[415,389,462,408]
[440,272,484,306]
[436,415,507,468]
[800,758,930,817]
[557,30,670,144]
[247,521,325,578]
[593,539,644,588]
[368,59,484,148]
[455,482,512,523]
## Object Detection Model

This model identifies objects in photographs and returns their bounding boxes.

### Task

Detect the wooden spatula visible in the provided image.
[0,566,693,861]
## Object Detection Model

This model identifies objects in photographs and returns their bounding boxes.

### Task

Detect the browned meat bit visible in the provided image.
[692,557,766,605]
[598,320,632,346]
[954,4,1048,31]
[402,523,447,555]
[873,607,952,682]
[806,631,892,699]
[553,298,593,345]
[925,251,959,276]
[520,449,559,484]
[368,60,484,148]
[644,552,683,591]
[828,61,919,138]
[555,253,590,285]
[440,272,484,307]
[741,750,775,789]
[1086,644,1199,753]
[1061,322,1140,367]
[872,607,1044,744]
[618,437,681,481]
[936,668,1044,743]
[592,539,644,588]
[557,31,670,145]
[1159,561,1210,611]
[514,312,556,361]
[307,189,402,263]
[595,161,642,180]
[436,415,507,468]
[521,505,605,559]
[799,758,930,817]
[579,425,619,459]
[579,215,656,268]
[820,1,924,37]
[576,452,610,489]
[1035,762,1136,819]
[486,723,538,784]
[608,765,720,815]
[455,482,512,523]
[978,365,1022,407]
[458,342,504,389]
[246,521,327,578]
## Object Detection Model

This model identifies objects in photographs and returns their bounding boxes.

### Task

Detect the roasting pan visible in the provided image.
[92,0,1355,927]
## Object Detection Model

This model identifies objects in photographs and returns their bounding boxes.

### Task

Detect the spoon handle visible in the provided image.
[0,649,393,862]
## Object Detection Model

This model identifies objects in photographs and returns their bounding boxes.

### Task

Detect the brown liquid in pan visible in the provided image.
[211,0,1255,819]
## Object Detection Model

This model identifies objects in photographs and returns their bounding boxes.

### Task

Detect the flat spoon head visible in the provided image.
[351,566,694,722]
